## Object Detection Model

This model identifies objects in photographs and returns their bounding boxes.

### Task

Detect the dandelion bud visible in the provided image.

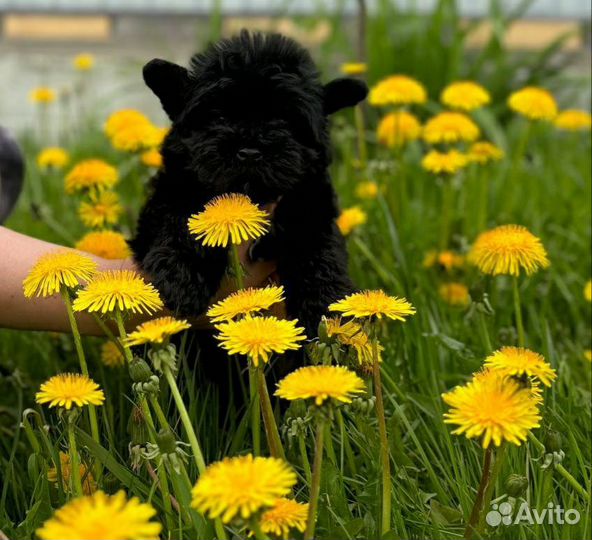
[156,429,177,455]
[129,357,153,383]
[127,405,148,445]
[544,430,562,453]
[102,472,120,494]
[148,344,178,373]
[318,318,329,343]
[505,474,528,498]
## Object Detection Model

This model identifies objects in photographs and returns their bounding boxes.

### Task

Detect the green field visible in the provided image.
[1,2,591,539]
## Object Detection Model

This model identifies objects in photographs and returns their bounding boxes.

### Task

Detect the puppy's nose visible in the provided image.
[237,148,262,162]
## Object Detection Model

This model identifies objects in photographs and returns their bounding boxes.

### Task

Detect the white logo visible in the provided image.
[486,501,580,527]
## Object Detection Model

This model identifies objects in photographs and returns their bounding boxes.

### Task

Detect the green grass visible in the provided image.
[1,2,591,539]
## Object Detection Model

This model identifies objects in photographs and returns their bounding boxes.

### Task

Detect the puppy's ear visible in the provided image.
[143,59,191,120]
[323,78,368,115]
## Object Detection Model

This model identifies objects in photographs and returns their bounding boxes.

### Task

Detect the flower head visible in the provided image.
[441,81,490,111]
[422,149,468,175]
[324,316,382,365]
[65,159,118,194]
[37,147,70,170]
[30,87,56,104]
[124,317,190,347]
[188,193,270,247]
[104,109,151,138]
[442,369,542,448]
[554,109,592,131]
[23,250,97,298]
[467,141,504,165]
[276,365,366,406]
[355,181,380,200]
[110,122,163,153]
[75,231,130,260]
[140,149,163,168]
[73,270,163,315]
[423,112,480,144]
[377,111,422,148]
[369,75,427,106]
[259,498,309,539]
[36,373,105,410]
[48,451,96,495]
[330,290,415,321]
[215,316,306,367]
[340,62,367,76]
[191,454,296,524]
[484,347,557,387]
[74,53,94,71]
[36,490,162,540]
[585,280,591,302]
[469,224,550,276]
[78,191,123,228]
[336,206,367,236]
[423,250,465,271]
[508,87,557,121]
[439,282,470,307]
[207,285,284,323]
[100,341,125,368]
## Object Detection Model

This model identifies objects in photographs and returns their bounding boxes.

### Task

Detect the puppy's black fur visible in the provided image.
[130,30,367,338]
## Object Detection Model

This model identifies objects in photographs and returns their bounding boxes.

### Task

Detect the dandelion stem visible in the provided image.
[299,435,312,486]
[229,244,245,290]
[464,445,493,539]
[257,368,285,459]
[67,419,84,498]
[372,337,392,536]
[439,177,453,250]
[478,310,493,353]
[304,418,325,540]
[512,276,526,347]
[249,364,262,456]
[477,443,507,534]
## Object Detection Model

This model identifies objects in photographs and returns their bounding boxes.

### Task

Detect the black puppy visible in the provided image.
[130,30,367,336]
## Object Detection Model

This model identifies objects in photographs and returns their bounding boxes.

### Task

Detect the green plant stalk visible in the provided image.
[251,518,271,540]
[512,276,526,347]
[476,172,489,233]
[477,443,507,535]
[506,120,532,214]
[67,420,84,498]
[304,418,325,540]
[249,364,262,456]
[372,338,392,536]
[337,409,357,477]
[464,445,493,540]
[61,288,101,460]
[257,368,285,459]
[478,311,493,352]
[354,105,367,168]
[439,176,453,250]
[298,435,312,486]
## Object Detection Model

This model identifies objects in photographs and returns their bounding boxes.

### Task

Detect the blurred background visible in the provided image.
[0,0,590,137]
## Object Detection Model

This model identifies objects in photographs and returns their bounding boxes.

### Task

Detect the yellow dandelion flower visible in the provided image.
[73,53,94,71]
[423,250,465,271]
[442,368,541,448]
[325,316,382,365]
[439,282,470,307]
[275,365,366,406]
[259,498,309,539]
[65,159,118,194]
[467,141,504,165]
[484,347,557,387]
[188,193,270,248]
[76,231,131,260]
[554,109,592,131]
[37,147,70,170]
[423,111,480,144]
[30,87,56,104]
[508,87,557,121]
[23,250,97,298]
[468,224,550,277]
[124,317,190,347]
[48,451,96,495]
[140,149,163,168]
[340,62,367,76]
[78,191,123,229]
[421,149,468,175]
[369,75,427,106]
[585,280,592,302]
[110,122,163,153]
[36,490,162,540]
[330,289,416,321]
[215,315,306,367]
[100,341,125,368]
[73,270,163,315]
[207,285,285,323]
[585,350,591,362]
[36,373,105,410]
[355,181,380,200]
[191,454,296,524]
[336,206,367,236]
[441,81,490,111]
[104,109,151,138]
[377,111,422,148]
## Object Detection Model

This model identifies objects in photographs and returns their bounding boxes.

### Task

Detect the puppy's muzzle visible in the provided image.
[237,148,262,162]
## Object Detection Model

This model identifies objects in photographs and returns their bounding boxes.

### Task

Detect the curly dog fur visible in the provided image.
[130,30,367,339]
